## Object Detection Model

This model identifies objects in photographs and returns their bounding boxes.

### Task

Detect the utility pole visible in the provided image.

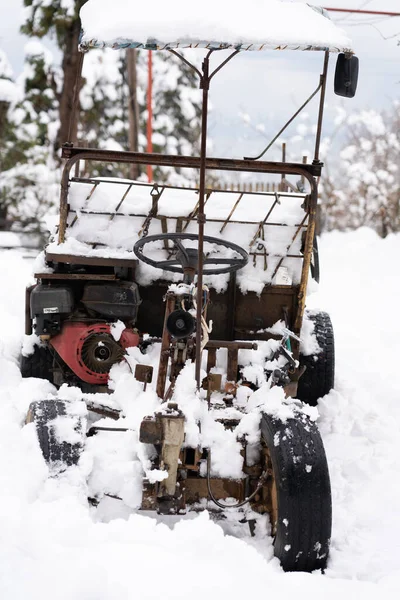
[147,52,153,183]
[324,8,400,17]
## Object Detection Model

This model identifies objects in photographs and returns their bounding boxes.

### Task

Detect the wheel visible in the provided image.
[259,411,332,572]
[20,345,53,383]
[25,400,85,467]
[297,311,335,406]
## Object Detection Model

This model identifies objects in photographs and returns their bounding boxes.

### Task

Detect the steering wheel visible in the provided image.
[133,233,248,276]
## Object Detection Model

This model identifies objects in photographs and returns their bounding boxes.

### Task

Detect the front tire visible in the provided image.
[259,410,332,572]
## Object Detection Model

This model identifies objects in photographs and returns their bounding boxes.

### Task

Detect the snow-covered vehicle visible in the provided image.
[22,0,358,572]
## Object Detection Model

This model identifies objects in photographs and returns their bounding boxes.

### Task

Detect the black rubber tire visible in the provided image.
[297,311,335,406]
[260,411,332,572]
[20,345,53,383]
[26,400,84,467]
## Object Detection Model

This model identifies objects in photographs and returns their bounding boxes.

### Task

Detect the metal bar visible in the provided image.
[207,347,217,372]
[91,183,134,250]
[69,181,99,229]
[156,293,176,399]
[249,253,303,258]
[181,190,212,234]
[209,50,240,81]
[195,54,211,389]
[34,273,117,280]
[324,7,400,17]
[226,348,239,383]
[270,213,309,281]
[249,193,281,247]
[219,193,243,233]
[45,253,136,267]
[281,142,286,192]
[67,209,308,228]
[314,51,329,163]
[73,176,308,199]
[205,340,258,350]
[61,147,323,178]
[110,183,133,221]
[85,401,121,420]
[168,49,202,80]
[244,81,323,161]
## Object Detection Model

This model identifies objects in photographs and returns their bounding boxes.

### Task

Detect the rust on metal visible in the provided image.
[156,293,176,398]
[206,347,217,372]
[219,193,244,233]
[45,253,137,268]
[34,272,117,281]
[85,401,121,421]
[227,347,239,384]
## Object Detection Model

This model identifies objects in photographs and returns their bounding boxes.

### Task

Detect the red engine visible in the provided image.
[50,322,140,385]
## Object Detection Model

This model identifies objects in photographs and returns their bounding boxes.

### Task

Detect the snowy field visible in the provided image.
[0,228,399,599]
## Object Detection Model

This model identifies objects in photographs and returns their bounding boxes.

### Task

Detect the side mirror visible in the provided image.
[334,53,359,98]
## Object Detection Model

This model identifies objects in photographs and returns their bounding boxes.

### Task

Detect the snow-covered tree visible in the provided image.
[0,42,60,236]
[22,0,88,151]
[321,105,400,237]
[79,47,201,181]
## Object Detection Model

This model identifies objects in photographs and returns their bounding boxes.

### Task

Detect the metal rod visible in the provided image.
[281,142,286,192]
[195,54,211,390]
[219,193,243,233]
[168,49,202,80]
[244,80,323,161]
[324,7,400,17]
[61,149,323,178]
[313,51,329,163]
[209,50,240,81]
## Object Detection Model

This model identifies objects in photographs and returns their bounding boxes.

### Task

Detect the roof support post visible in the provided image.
[313,50,329,164]
[195,52,211,390]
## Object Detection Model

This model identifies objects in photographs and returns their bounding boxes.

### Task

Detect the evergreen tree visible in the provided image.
[0,43,60,236]
[321,105,400,238]
[22,1,202,177]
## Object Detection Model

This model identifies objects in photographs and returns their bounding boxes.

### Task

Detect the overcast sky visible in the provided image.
[0,0,399,159]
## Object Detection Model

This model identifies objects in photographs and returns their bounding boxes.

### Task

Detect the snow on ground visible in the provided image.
[0,228,399,599]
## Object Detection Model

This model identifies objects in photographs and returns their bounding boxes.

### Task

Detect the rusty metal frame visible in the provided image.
[59,48,321,389]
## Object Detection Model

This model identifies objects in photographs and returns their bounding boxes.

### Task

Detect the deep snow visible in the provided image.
[0,227,399,599]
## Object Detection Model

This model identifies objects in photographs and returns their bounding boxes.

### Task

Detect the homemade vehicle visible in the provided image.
[22,1,358,573]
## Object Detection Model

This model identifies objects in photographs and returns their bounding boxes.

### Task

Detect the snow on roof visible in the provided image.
[79,0,353,54]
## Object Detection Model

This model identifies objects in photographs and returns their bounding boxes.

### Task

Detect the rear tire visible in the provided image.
[20,345,53,383]
[297,311,335,406]
[259,410,331,572]
[26,400,85,467]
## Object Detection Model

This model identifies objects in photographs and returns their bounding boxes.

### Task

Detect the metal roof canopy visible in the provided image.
[79,1,353,54]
